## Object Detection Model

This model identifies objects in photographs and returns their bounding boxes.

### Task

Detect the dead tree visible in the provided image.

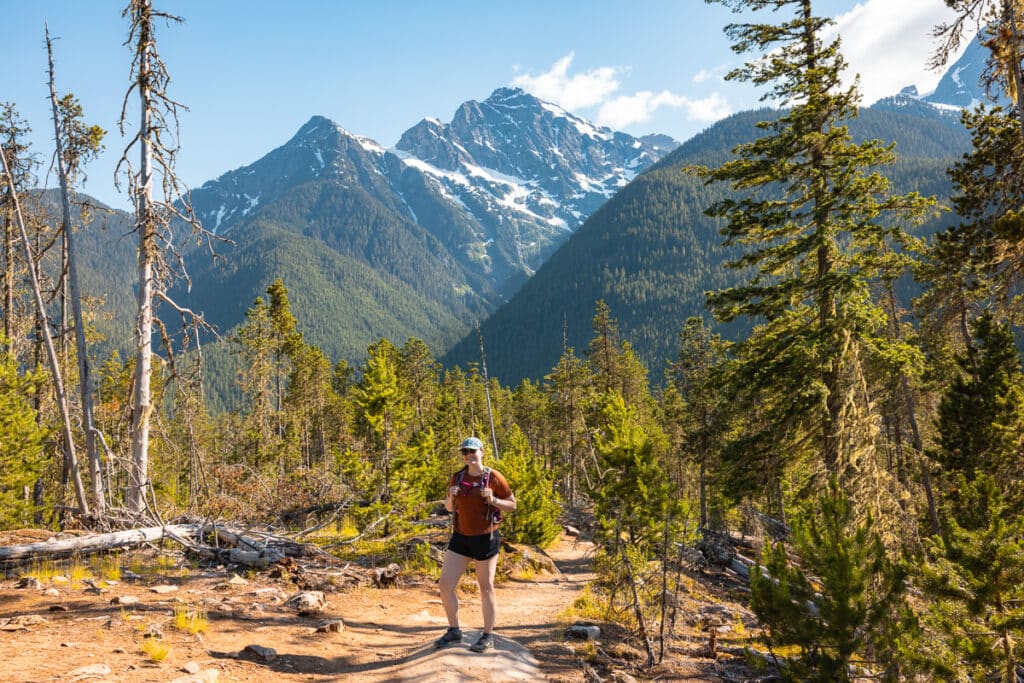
[46,25,107,519]
[0,144,89,516]
[116,0,220,516]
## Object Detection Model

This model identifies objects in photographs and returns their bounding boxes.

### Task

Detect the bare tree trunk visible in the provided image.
[0,144,89,517]
[47,26,105,520]
[2,197,12,348]
[128,1,157,516]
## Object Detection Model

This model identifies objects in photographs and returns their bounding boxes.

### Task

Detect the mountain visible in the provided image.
[872,33,1009,117]
[924,33,1007,110]
[161,89,676,372]
[187,88,675,303]
[442,102,973,386]
[393,87,674,293]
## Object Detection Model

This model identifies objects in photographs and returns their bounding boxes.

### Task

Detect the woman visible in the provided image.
[435,436,517,652]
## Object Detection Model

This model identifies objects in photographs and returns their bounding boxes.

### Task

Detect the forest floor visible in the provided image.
[0,528,768,682]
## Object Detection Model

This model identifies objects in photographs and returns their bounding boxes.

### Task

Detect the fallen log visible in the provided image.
[0,524,201,566]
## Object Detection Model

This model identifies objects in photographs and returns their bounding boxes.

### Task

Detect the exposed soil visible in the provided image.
[0,531,764,682]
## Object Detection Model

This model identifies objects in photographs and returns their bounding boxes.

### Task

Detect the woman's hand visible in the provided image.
[448,485,460,498]
[481,487,495,504]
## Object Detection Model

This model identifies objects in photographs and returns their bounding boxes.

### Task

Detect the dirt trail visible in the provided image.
[0,533,595,682]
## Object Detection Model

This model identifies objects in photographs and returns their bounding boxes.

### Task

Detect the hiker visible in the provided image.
[435,436,517,652]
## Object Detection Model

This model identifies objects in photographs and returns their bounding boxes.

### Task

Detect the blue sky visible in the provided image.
[3,1,965,210]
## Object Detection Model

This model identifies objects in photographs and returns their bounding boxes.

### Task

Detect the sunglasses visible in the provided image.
[460,448,478,454]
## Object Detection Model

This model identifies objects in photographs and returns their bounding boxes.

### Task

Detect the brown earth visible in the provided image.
[0,531,763,682]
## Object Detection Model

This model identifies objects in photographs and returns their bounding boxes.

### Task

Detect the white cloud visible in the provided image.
[510,52,621,111]
[829,0,966,102]
[693,66,729,84]
[598,91,731,129]
[512,52,733,131]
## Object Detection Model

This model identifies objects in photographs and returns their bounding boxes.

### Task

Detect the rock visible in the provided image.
[112,647,126,653]
[0,614,48,630]
[316,619,345,633]
[68,663,111,680]
[151,584,178,594]
[285,590,326,615]
[679,547,706,567]
[566,622,601,641]
[608,673,638,683]
[16,576,43,590]
[48,604,69,612]
[183,661,202,674]
[51,575,69,584]
[697,604,736,629]
[564,525,580,537]
[243,644,277,662]
[228,574,249,586]
[372,563,401,588]
[502,543,560,576]
[111,595,140,607]
[43,587,60,597]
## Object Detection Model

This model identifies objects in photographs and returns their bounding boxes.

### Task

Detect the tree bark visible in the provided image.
[0,144,90,517]
[46,26,105,519]
[0,524,200,563]
[129,0,156,516]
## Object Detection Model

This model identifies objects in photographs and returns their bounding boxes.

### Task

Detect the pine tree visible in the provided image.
[932,311,1024,481]
[353,339,413,531]
[666,317,730,530]
[495,425,561,547]
[921,474,1024,682]
[702,0,933,479]
[0,350,48,529]
[750,479,913,682]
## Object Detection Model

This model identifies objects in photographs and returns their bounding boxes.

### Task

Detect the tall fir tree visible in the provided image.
[701,0,933,483]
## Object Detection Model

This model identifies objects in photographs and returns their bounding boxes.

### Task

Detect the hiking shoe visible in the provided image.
[434,627,462,648]
[469,632,494,653]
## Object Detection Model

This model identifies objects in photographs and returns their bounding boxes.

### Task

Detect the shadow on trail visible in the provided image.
[209,628,541,681]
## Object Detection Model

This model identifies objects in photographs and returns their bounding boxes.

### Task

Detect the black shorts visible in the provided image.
[448,530,500,561]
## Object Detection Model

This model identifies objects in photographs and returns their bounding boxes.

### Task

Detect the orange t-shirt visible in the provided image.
[450,468,512,536]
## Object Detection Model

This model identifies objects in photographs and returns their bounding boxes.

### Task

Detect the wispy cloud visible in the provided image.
[692,66,728,84]
[511,52,621,111]
[598,91,730,129]
[829,0,965,102]
[512,52,731,130]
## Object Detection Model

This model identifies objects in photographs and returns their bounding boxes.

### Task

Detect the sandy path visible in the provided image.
[0,533,595,682]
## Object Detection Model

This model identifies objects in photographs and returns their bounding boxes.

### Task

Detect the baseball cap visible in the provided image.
[460,437,484,451]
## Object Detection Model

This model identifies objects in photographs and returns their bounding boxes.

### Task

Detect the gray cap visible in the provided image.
[460,437,484,450]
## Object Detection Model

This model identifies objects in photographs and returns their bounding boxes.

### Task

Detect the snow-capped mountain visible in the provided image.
[188,88,677,299]
[874,33,1009,116]
[923,33,1004,110]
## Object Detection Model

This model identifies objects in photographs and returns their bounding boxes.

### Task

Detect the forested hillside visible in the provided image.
[443,102,971,384]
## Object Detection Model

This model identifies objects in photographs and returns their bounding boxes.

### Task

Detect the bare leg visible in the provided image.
[475,553,499,633]
[439,549,471,628]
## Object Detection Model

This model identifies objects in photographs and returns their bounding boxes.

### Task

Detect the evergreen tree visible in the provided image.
[702,0,933,479]
[231,296,277,465]
[0,350,48,529]
[921,474,1024,683]
[750,479,913,682]
[494,425,561,547]
[932,311,1024,481]
[666,317,730,530]
[590,392,673,552]
[544,344,595,510]
[352,339,413,529]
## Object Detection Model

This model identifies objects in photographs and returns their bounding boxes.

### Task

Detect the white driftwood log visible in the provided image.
[0,524,201,563]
